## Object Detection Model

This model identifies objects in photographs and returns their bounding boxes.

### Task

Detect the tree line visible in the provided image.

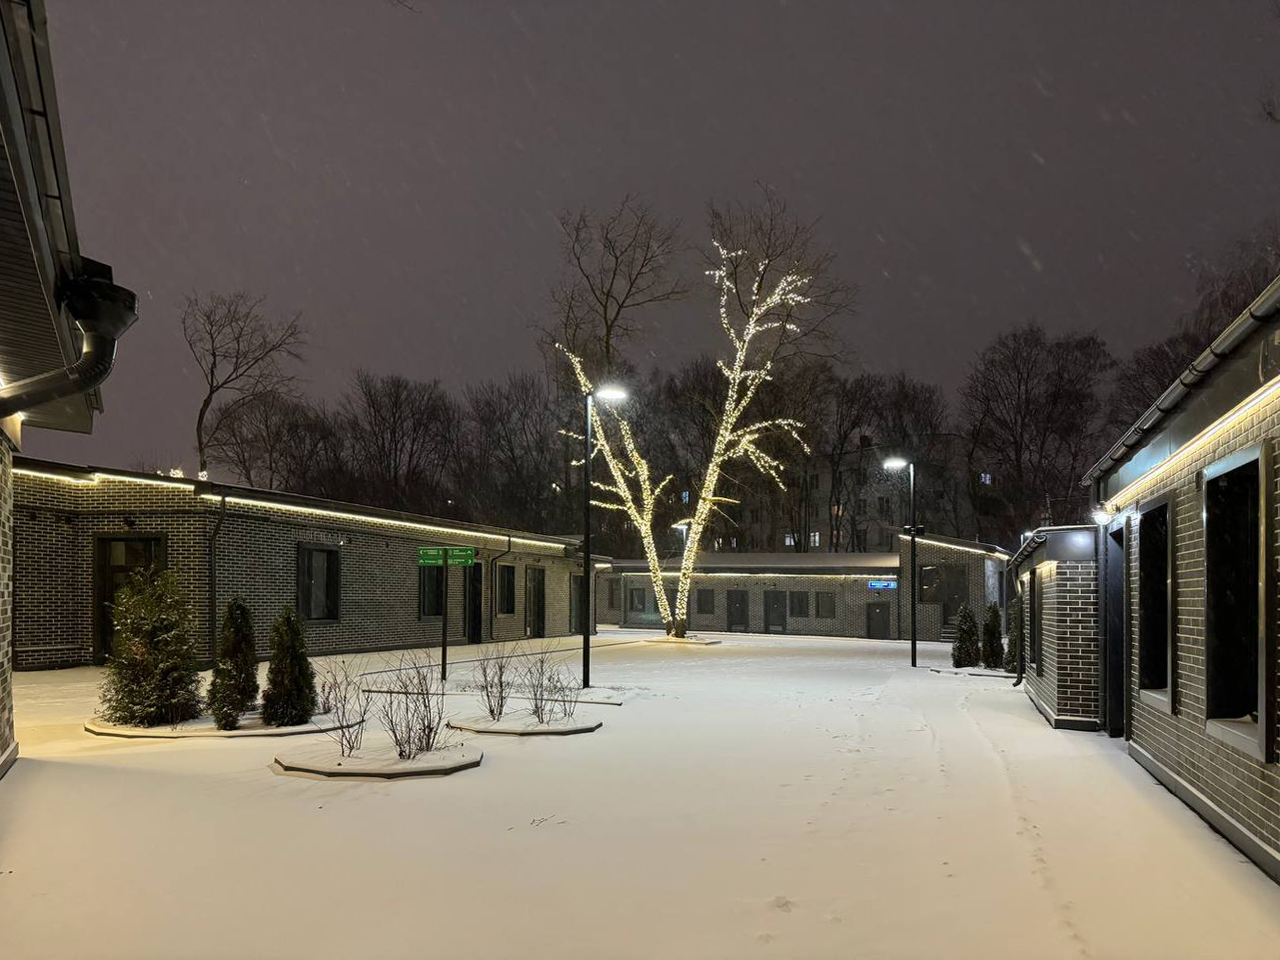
[182,197,1280,556]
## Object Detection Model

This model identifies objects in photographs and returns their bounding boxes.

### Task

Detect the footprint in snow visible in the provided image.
[770,896,795,913]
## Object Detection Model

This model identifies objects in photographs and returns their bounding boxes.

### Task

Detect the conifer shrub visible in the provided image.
[261,606,317,727]
[981,602,1005,670]
[97,566,203,727]
[951,602,981,669]
[1003,603,1022,674]
[206,660,242,731]
[222,597,260,709]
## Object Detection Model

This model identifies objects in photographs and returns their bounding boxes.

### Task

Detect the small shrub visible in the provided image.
[981,602,1005,670]
[220,597,259,710]
[547,667,581,722]
[523,649,580,724]
[1003,605,1023,674]
[315,657,372,757]
[377,653,447,759]
[951,603,981,669]
[474,641,518,721]
[207,662,242,731]
[261,606,317,727]
[97,566,202,728]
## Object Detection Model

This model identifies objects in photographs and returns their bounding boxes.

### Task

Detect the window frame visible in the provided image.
[788,590,809,617]
[297,542,341,623]
[608,578,620,610]
[1136,492,1175,712]
[497,564,516,616]
[628,587,646,612]
[696,588,715,616]
[1202,442,1273,762]
[815,591,836,619]
[418,563,445,620]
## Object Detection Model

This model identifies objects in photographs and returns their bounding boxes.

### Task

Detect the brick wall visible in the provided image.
[895,537,1002,642]
[1110,393,1280,860]
[0,439,14,777]
[12,469,582,668]
[1023,559,1099,726]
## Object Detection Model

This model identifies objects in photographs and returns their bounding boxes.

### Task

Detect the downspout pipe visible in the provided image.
[489,535,512,642]
[0,276,137,418]
[207,492,227,664]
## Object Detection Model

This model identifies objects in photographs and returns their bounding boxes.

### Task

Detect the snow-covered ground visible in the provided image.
[3,631,1280,959]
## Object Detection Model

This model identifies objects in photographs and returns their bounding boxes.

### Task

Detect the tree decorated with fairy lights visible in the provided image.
[563,241,815,637]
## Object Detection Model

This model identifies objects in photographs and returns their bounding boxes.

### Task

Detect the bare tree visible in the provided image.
[314,657,373,758]
[378,653,448,759]
[182,292,305,476]
[472,642,518,722]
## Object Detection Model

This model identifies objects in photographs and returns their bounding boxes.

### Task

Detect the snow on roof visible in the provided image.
[608,552,899,575]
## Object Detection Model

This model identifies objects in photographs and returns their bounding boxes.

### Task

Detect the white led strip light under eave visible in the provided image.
[897,534,1009,561]
[198,493,566,550]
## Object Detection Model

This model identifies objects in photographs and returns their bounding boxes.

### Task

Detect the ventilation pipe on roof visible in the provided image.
[0,275,137,419]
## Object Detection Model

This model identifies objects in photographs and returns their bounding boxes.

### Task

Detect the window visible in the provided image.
[808,531,820,547]
[789,591,809,617]
[608,579,620,609]
[629,588,646,612]
[419,565,444,618]
[857,498,867,515]
[1137,498,1171,694]
[783,533,796,547]
[816,592,836,618]
[919,563,969,622]
[697,589,715,615]
[498,564,516,615]
[297,544,340,621]
[1203,446,1269,759]
[750,508,761,524]
[979,472,993,485]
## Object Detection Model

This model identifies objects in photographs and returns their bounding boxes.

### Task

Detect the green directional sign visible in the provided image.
[418,547,445,566]
[446,547,476,566]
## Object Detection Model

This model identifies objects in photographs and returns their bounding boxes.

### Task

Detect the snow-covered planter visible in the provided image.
[85,710,358,739]
[448,711,602,737]
[647,635,721,645]
[272,734,482,780]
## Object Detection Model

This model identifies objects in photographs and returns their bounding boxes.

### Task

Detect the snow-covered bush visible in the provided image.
[316,656,371,757]
[207,662,242,731]
[547,667,581,721]
[524,649,579,723]
[261,606,317,727]
[221,597,259,710]
[97,567,203,727]
[1003,603,1022,674]
[981,602,1004,671]
[474,641,517,721]
[377,654,446,759]
[951,603,981,669]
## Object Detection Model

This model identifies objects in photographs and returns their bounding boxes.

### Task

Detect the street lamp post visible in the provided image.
[583,385,627,690]
[884,456,918,667]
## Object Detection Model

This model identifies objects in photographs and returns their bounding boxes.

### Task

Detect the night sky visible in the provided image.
[29,0,1280,471]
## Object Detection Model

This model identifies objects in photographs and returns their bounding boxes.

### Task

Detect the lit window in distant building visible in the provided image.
[784,533,796,547]
[979,472,993,485]
[809,531,820,547]
[681,489,690,504]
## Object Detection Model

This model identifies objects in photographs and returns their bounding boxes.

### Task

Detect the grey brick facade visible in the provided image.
[1017,551,1099,730]
[0,438,15,780]
[12,460,586,669]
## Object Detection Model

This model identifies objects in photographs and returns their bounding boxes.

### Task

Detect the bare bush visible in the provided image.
[378,653,449,760]
[523,649,580,724]
[314,657,372,758]
[473,641,518,721]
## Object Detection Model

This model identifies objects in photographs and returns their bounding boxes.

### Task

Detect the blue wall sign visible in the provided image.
[868,580,898,590]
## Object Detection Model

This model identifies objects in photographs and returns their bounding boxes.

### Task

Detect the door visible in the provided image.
[525,566,546,638]
[570,574,583,634]
[866,602,890,639]
[727,590,749,632]
[1103,523,1127,738]
[94,536,165,663]
[465,565,484,642]
[763,590,787,634]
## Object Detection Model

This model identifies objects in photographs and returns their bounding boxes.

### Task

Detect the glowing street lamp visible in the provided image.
[1091,506,1113,526]
[884,456,918,667]
[582,385,627,689]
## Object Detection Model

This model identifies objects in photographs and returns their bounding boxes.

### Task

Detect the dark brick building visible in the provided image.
[13,458,588,670]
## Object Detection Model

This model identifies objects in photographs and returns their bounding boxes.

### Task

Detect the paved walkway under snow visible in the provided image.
[3,632,1280,959]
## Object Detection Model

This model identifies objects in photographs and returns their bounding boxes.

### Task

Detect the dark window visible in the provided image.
[608,579,620,609]
[696,589,715,615]
[1028,570,1041,671]
[1204,452,1264,731]
[297,545,340,621]
[498,564,516,615]
[919,563,969,622]
[1138,501,1171,691]
[629,588,646,612]
[419,565,444,618]
[816,592,836,618]
[789,591,809,617]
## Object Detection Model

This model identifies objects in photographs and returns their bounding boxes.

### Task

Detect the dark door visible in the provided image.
[1103,523,1127,738]
[525,566,546,638]
[94,536,165,663]
[727,590,749,631]
[866,602,890,639]
[763,590,787,634]
[465,565,484,642]
[570,574,583,634]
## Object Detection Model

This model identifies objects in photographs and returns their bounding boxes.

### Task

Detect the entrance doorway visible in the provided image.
[866,601,890,639]
[763,590,787,633]
[464,564,484,642]
[94,535,165,664]
[525,566,546,638]
[727,590,749,631]
[1103,521,1127,737]
[570,574,583,635]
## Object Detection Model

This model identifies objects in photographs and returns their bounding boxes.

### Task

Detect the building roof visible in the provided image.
[0,0,99,432]
[1083,272,1280,489]
[609,551,900,576]
[1008,524,1094,571]
[896,530,1012,561]
[13,456,581,552]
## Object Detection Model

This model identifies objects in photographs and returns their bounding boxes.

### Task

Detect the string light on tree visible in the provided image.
[561,241,813,638]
